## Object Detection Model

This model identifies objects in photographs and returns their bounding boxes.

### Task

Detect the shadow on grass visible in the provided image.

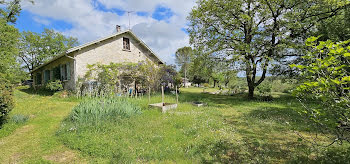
[19,87,54,96]
[245,107,312,130]
[178,89,300,109]
[192,138,309,163]
[287,146,350,164]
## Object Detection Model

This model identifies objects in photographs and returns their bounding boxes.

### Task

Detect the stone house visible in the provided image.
[30,27,164,90]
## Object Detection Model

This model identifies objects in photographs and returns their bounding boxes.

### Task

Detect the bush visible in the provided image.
[270,79,296,93]
[291,38,350,144]
[45,80,63,91]
[256,82,272,96]
[11,114,29,124]
[69,97,141,126]
[203,83,210,88]
[0,79,14,127]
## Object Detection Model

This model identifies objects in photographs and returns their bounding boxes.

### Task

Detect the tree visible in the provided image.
[292,37,350,145]
[19,28,79,77]
[315,7,350,42]
[158,64,181,87]
[188,0,350,98]
[188,52,211,85]
[175,46,193,87]
[0,0,31,126]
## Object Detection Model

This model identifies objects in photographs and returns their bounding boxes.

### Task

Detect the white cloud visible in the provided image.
[32,17,51,25]
[21,0,196,64]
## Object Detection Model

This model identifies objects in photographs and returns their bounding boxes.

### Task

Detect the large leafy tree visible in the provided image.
[19,28,79,77]
[292,37,350,145]
[188,0,350,98]
[175,46,193,87]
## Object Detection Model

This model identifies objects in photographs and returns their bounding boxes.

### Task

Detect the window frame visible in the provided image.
[123,37,130,51]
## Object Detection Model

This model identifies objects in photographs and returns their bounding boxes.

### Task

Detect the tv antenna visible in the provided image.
[127,11,134,29]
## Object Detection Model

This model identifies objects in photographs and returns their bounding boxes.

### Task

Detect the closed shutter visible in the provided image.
[67,63,71,80]
[60,64,64,81]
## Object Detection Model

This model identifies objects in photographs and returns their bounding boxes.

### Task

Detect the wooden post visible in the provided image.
[176,86,178,104]
[161,86,164,104]
[148,87,151,103]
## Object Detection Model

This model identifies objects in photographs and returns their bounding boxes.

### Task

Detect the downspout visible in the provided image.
[65,52,76,91]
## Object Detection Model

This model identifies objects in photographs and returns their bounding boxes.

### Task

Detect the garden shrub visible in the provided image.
[45,80,63,91]
[68,97,141,126]
[0,79,14,127]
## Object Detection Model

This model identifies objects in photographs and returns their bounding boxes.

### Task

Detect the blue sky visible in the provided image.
[17,0,196,64]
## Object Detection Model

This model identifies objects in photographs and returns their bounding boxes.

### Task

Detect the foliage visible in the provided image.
[19,28,79,75]
[256,82,272,97]
[0,79,13,127]
[291,37,350,145]
[188,0,350,98]
[45,80,63,91]
[315,7,350,41]
[68,97,141,127]
[203,83,210,88]
[0,1,22,126]
[158,64,181,86]
[82,61,176,96]
[11,114,29,124]
[188,52,212,84]
[227,78,245,93]
[0,0,31,23]
[0,18,23,83]
[84,62,121,95]
[175,46,193,85]
[138,60,160,91]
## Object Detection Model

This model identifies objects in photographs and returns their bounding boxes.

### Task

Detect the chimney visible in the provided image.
[116,25,121,32]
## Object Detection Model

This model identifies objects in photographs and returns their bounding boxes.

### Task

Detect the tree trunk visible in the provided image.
[248,82,255,99]
[184,67,188,88]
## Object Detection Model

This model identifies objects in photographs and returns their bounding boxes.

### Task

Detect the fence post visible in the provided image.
[148,87,151,103]
[162,86,164,104]
[176,86,178,104]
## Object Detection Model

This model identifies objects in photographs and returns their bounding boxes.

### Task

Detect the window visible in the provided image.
[60,63,71,81]
[123,37,130,50]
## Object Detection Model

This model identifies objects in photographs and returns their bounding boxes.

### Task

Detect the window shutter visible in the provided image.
[60,64,63,81]
[67,63,71,80]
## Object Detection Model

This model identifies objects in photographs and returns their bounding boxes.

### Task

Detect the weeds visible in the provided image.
[68,97,141,126]
[11,114,29,124]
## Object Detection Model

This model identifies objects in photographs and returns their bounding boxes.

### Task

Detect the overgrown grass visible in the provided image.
[0,86,85,163]
[68,97,141,126]
[1,86,349,163]
[56,87,350,163]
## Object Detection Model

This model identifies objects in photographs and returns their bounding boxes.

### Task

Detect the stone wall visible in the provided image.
[74,33,160,80]
[32,56,75,90]
[32,32,161,91]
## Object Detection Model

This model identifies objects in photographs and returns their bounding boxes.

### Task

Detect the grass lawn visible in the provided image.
[0,87,349,163]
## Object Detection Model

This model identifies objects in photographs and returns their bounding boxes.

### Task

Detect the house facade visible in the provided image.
[31,29,163,90]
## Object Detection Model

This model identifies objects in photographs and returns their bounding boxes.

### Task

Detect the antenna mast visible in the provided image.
[127,11,134,29]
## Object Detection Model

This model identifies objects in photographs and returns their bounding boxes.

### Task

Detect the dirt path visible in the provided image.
[0,91,85,163]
